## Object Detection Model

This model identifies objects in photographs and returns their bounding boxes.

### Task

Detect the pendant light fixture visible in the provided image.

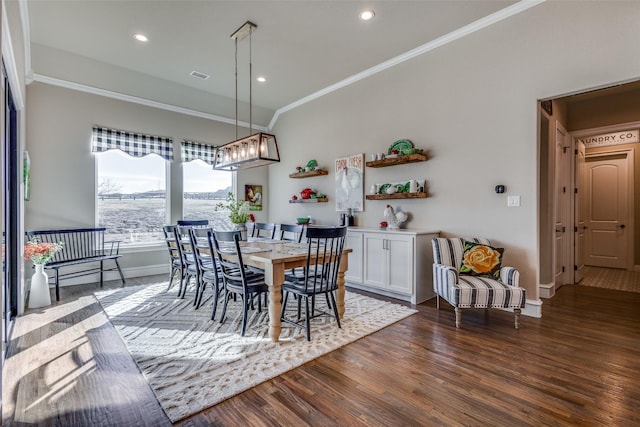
[214,21,280,171]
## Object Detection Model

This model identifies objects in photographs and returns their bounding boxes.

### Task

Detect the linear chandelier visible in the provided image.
[214,21,280,171]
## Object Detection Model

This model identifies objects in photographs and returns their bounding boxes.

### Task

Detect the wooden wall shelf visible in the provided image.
[289,198,328,203]
[365,153,427,168]
[289,169,328,178]
[366,193,428,200]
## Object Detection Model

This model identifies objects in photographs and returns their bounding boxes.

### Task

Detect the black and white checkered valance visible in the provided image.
[181,140,218,165]
[90,125,173,160]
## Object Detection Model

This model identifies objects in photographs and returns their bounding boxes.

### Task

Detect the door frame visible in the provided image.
[570,122,637,280]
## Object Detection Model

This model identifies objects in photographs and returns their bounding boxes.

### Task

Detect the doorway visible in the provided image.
[539,82,640,298]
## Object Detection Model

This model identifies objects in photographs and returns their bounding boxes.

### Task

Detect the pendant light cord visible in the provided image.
[249,25,253,136]
[234,37,238,140]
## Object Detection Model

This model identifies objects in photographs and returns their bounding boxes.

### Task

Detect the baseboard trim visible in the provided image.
[523,298,543,318]
[539,282,555,299]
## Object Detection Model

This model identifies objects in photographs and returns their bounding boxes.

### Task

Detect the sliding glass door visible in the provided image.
[2,61,18,357]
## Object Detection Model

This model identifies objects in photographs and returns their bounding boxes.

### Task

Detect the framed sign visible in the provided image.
[335,153,364,212]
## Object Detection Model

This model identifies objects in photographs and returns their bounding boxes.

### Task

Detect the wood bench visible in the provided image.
[25,227,125,301]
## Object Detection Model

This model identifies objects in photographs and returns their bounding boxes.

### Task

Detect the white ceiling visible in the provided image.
[26,0,522,127]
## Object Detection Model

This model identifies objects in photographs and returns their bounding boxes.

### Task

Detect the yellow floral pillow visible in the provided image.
[459,241,504,279]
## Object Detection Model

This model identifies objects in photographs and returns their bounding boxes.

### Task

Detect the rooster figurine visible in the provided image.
[383,204,408,230]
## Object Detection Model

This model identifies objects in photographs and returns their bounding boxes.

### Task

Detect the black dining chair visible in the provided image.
[281,226,347,341]
[187,227,223,312]
[278,224,304,243]
[251,222,277,239]
[162,225,183,293]
[212,230,269,336]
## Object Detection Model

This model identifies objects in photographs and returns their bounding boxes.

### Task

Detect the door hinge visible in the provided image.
[563,186,566,193]
[574,188,578,194]
[574,226,578,232]
[562,266,565,273]
[574,265,578,271]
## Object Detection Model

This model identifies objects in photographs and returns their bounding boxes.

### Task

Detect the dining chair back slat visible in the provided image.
[177,219,209,227]
[279,223,304,243]
[251,222,277,239]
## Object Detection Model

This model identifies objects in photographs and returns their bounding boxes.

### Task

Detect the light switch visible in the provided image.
[507,195,521,207]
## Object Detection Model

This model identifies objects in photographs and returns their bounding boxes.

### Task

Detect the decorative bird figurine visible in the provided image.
[383,204,408,230]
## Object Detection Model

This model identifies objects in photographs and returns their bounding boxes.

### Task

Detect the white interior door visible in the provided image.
[585,152,631,269]
[554,123,571,286]
[574,141,586,283]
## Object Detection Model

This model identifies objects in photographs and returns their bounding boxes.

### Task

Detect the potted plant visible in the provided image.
[216,192,251,235]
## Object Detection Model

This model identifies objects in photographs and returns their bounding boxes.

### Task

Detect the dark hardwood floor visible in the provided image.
[3,275,639,426]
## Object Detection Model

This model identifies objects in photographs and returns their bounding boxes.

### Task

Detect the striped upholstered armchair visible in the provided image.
[431,237,526,329]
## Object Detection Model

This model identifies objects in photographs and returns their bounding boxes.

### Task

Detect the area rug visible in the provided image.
[95,282,416,422]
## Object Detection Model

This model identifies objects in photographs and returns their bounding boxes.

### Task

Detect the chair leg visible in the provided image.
[514,308,521,329]
[280,291,290,319]
[166,266,177,291]
[329,292,341,329]
[454,307,462,328]
[211,283,220,321]
[193,273,202,307]
[241,295,249,336]
[114,259,126,285]
[219,290,231,324]
[304,296,311,341]
[436,295,440,310]
[100,260,104,288]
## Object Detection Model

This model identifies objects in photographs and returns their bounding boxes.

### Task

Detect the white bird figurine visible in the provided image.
[383,204,408,230]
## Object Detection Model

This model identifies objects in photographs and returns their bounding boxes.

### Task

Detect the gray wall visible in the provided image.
[268,1,640,301]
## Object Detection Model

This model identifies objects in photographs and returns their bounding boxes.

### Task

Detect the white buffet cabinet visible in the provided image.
[344,227,439,305]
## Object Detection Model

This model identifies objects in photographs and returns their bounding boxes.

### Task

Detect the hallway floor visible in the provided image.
[580,266,640,293]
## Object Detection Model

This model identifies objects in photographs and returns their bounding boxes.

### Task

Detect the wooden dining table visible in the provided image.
[214,238,352,342]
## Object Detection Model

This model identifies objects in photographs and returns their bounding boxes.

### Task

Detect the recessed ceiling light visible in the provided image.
[256,76,267,83]
[133,33,149,42]
[360,9,375,21]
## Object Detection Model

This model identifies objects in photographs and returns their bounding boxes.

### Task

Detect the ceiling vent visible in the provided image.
[190,70,210,80]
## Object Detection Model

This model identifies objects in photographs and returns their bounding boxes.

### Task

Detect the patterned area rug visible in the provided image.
[95,283,416,423]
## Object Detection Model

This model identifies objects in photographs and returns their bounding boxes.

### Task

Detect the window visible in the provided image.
[92,126,173,247]
[183,159,232,227]
[96,150,167,246]
[181,140,233,229]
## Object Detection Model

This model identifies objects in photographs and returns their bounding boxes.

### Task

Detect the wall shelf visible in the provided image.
[365,153,427,168]
[366,193,428,200]
[289,169,328,178]
[289,198,328,203]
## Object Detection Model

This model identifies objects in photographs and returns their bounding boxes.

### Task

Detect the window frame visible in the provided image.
[94,150,171,249]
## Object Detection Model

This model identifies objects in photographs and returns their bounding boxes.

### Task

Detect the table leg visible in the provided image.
[264,262,284,342]
[336,252,349,319]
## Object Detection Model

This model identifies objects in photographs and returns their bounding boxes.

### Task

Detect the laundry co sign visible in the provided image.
[578,130,639,147]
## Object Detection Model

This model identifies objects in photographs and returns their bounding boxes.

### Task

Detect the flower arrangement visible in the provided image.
[215,192,251,224]
[24,239,63,265]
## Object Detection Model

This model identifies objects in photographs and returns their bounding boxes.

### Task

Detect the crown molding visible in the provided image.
[31,73,267,131]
